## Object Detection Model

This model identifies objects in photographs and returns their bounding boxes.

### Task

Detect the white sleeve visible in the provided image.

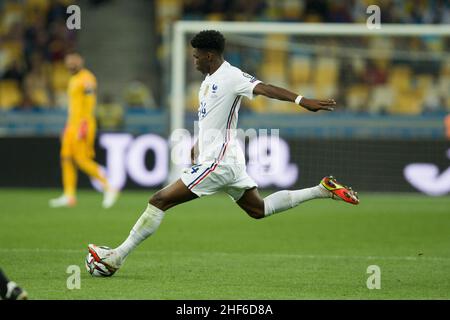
[233,71,262,100]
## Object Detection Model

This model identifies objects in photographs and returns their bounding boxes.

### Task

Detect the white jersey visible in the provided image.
[196,61,261,165]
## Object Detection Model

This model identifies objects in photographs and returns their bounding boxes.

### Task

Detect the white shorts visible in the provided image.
[181,162,258,201]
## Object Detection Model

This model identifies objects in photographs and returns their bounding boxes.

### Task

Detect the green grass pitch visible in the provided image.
[0,188,449,299]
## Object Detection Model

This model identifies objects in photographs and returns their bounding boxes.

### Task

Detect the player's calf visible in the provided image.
[242,184,332,218]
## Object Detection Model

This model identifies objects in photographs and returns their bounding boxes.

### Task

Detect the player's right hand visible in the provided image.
[300,98,336,112]
[78,121,88,140]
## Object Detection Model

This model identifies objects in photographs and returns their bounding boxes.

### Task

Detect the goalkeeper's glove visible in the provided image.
[78,120,88,140]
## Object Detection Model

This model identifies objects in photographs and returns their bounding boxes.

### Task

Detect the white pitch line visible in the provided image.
[1,248,449,262]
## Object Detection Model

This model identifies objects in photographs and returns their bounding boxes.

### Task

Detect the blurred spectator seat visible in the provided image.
[369,85,394,114]
[50,61,70,107]
[206,13,225,21]
[51,61,70,93]
[389,66,421,114]
[2,2,24,25]
[97,94,124,131]
[391,90,422,114]
[264,35,288,61]
[24,67,50,107]
[243,96,266,113]
[415,74,433,95]
[290,55,311,86]
[261,62,286,86]
[24,0,50,25]
[2,40,24,61]
[156,0,182,34]
[415,74,436,112]
[346,84,369,112]
[123,80,156,109]
[421,86,442,114]
[261,35,288,90]
[0,79,22,110]
[186,81,201,112]
[281,0,303,20]
[389,65,412,91]
[314,57,338,98]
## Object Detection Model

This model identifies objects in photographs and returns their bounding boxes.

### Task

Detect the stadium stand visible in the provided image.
[0,0,448,136]
[0,0,75,110]
[156,0,450,115]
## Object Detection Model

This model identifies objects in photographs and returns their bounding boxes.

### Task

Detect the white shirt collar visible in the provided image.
[206,61,229,79]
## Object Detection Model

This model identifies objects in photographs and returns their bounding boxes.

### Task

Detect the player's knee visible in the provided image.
[72,155,85,166]
[149,191,169,211]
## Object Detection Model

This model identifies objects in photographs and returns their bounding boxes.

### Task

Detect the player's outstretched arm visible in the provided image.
[253,83,336,112]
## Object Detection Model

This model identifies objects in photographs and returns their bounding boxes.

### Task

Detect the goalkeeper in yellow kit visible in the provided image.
[49,53,118,208]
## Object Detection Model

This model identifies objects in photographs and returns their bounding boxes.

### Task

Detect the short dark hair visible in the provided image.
[190,30,225,54]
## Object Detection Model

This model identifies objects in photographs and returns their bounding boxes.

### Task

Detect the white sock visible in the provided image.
[264,185,330,217]
[116,204,165,259]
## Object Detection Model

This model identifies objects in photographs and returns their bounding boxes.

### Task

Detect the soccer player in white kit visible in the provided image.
[88,30,359,274]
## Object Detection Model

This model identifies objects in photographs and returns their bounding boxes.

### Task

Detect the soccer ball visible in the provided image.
[85,251,116,277]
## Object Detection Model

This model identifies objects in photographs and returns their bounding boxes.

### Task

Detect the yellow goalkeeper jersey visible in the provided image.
[67,68,97,126]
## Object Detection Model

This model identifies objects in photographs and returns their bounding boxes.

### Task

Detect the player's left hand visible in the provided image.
[300,98,336,112]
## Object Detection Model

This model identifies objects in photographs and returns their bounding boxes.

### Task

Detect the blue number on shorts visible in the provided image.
[191,164,201,174]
